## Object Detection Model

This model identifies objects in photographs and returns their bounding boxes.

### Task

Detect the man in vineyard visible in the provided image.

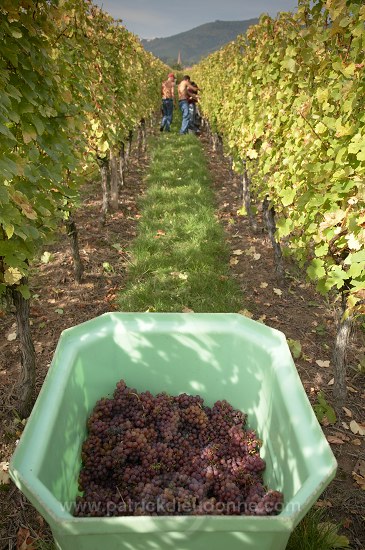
[178,75,198,135]
[187,80,201,134]
[160,73,175,132]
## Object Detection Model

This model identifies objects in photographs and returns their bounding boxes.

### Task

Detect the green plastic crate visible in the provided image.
[10,313,337,550]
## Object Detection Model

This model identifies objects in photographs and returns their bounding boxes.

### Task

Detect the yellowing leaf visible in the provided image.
[273,288,282,296]
[346,233,362,251]
[247,149,258,159]
[4,267,22,285]
[230,258,239,266]
[316,359,330,368]
[10,190,37,220]
[260,282,268,288]
[22,128,37,144]
[4,223,14,239]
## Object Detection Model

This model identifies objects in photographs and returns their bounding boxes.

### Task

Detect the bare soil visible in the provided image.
[0,132,364,549]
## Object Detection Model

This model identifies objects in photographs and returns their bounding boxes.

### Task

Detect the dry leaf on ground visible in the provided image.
[327,435,345,445]
[316,359,330,368]
[352,459,365,490]
[315,499,333,508]
[0,461,10,485]
[16,527,36,550]
[238,309,253,319]
[350,420,365,436]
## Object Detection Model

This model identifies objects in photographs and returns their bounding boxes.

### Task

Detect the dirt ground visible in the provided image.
[0,130,364,549]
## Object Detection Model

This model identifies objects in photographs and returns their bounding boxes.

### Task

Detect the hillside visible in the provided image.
[141,19,258,66]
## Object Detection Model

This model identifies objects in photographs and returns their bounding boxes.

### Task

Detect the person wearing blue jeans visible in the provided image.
[160,73,175,132]
[178,75,197,135]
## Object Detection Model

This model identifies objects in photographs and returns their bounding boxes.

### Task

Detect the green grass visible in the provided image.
[287,508,350,550]
[118,133,242,313]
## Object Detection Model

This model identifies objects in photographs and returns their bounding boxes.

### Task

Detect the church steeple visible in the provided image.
[177,50,182,66]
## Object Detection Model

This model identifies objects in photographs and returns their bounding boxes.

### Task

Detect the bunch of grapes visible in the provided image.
[74,380,283,517]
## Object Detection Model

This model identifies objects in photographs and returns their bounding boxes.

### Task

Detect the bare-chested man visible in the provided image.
[178,75,197,135]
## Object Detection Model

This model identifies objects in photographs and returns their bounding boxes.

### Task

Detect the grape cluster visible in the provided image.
[75,380,283,517]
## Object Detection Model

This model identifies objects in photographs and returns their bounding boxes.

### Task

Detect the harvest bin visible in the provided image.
[10,313,336,550]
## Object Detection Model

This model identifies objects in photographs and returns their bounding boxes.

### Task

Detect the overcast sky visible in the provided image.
[93,0,298,39]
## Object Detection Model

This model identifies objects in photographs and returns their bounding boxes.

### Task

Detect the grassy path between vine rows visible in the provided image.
[118,133,243,313]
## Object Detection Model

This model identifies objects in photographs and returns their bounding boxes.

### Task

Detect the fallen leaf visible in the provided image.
[335,432,350,442]
[316,360,330,368]
[352,439,362,446]
[263,302,272,307]
[258,314,266,323]
[253,253,261,260]
[287,338,302,359]
[328,378,334,385]
[349,420,365,436]
[182,307,194,313]
[342,422,350,430]
[230,258,239,266]
[260,282,268,288]
[273,288,282,296]
[342,407,352,418]
[352,472,365,491]
[327,436,345,445]
[245,246,256,256]
[238,309,253,319]
[356,459,365,476]
[0,461,10,485]
[232,249,244,255]
[315,499,333,508]
[7,331,17,341]
[17,527,36,550]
